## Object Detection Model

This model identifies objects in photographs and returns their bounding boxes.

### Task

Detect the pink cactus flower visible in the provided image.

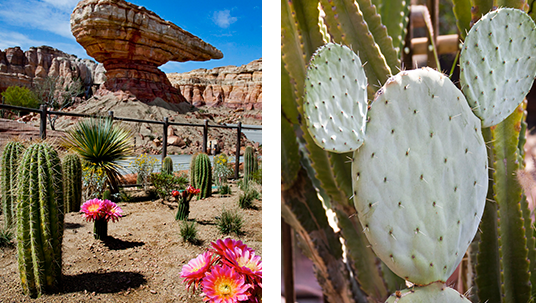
[181,251,214,291]
[201,265,251,303]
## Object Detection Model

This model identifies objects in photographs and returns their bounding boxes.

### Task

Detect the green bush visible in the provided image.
[219,184,232,196]
[238,188,259,209]
[217,209,244,236]
[150,173,188,200]
[179,220,199,244]
[1,86,39,109]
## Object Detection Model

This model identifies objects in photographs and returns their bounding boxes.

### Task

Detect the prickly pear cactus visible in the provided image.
[460,8,536,128]
[385,282,470,302]
[16,142,64,298]
[354,67,488,284]
[1,141,25,228]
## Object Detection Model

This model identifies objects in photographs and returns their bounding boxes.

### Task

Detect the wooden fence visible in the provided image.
[0,103,261,179]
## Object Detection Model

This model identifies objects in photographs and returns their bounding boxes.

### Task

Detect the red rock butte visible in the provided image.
[70,0,223,103]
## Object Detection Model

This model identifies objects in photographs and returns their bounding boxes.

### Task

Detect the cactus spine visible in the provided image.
[62,153,82,213]
[16,142,64,298]
[194,153,212,199]
[1,141,25,228]
[244,146,257,184]
[162,156,174,175]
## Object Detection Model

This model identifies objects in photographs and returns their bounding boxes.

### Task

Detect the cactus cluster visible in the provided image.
[194,153,212,199]
[16,142,64,298]
[302,8,536,301]
[1,141,25,228]
[63,153,82,213]
[162,156,174,175]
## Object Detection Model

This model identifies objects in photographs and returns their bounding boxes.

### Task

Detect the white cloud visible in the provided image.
[0,31,47,50]
[0,0,75,38]
[212,10,237,29]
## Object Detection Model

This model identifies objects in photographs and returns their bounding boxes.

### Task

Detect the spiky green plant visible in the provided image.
[16,142,64,298]
[189,153,199,187]
[217,208,244,236]
[179,220,199,244]
[244,146,257,185]
[62,118,133,194]
[162,156,174,175]
[1,141,25,228]
[194,153,212,199]
[63,153,82,213]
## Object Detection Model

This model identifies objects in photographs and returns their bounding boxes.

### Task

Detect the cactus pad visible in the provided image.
[353,68,488,284]
[460,8,536,128]
[385,282,471,302]
[304,43,368,152]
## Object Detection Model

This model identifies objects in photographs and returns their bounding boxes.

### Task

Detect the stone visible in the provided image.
[71,0,223,104]
[167,59,262,110]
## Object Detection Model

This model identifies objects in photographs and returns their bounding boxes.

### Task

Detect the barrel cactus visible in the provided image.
[63,153,82,213]
[303,8,536,301]
[162,156,174,175]
[194,153,212,199]
[1,141,25,228]
[16,142,64,298]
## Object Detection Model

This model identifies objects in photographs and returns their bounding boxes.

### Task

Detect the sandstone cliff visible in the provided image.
[167,59,262,110]
[0,46,102,93]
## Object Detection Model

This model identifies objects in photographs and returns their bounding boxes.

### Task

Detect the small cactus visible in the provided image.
[189,153,199,187]
[162,156,174,175]
[1,141,25,228]
[194,153,212,199]
[16,142,64,298]
[63,153,82,213]
[244,146,258,184]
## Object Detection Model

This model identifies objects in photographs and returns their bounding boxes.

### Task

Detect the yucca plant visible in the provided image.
[62,118,133,194]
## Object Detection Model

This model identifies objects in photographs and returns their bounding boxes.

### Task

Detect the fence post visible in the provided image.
[108,111,114,120]
[202,119,208,154]
[40,104,47,140]
[234,122,242,179]
[162,117,169,162]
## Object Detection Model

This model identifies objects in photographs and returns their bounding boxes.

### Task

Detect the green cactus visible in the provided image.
[175,197,190,221]
[162,156,173,175]
[194,153,212,199]
[1,141,25,228]
[189,153,198,187]
[16,142,64,298]
[62,153,82,213]
[244,146,258,184]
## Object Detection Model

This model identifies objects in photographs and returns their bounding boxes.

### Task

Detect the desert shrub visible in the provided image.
[213,153,233,187]
[129,153,158,188]
[251,168,262,185]
[81,162,107,200]
[0,227,14,247]
[238,188,259,209]
[219,184,232,196]
[1,86,40,109]
[216,209,244,236]
[113,190,132,203]
[179,220,199,244]
[150,173,188,200]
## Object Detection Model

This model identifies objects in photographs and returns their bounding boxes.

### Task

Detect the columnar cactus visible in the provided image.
[189,153,198,187]
[244,146,257,183]
[1,141,25,228]
[194,153,212,199]
[16,142,64,298]
[162,156,174,175]
[63,153,82,213]
[303,8,536,301]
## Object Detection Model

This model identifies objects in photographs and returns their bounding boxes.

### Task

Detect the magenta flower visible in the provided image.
[210,238,253,258]
[80,198,103,222]
[222,247,262,284]
[100,199,123,222]
[181,251,214,291]
[80,198,122,223]
[201,265,251,303]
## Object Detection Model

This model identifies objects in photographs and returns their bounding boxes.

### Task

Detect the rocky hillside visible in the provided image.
[0,46,103,92]
[167,59,262,110]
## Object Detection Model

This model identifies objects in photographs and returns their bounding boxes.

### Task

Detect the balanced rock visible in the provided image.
[71,0,223,104]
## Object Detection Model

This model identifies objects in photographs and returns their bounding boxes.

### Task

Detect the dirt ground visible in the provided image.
[0,184,262,302]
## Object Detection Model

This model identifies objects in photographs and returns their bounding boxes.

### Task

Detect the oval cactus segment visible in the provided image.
[385,282,471,302]
[460,8,536,128]
[353,68,488,285]
[304,43,368,153]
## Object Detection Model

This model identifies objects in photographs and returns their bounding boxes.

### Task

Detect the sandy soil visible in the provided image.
[0,184,262,302]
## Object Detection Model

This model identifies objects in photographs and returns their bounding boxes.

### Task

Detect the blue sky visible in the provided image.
[0,0,262,73]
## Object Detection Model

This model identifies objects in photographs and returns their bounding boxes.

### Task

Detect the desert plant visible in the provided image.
[0,227,14,247]
[216,208,244,236]
[63,153,82,213]
[0,141,25,228]
[238,190,256,209]
[80,198,122,239]
[81,161,107,200]
[244,146,257,185]
[282,1,536,301]
[189,152,199,187]
[213,153,233,187]
[179,220,199,244]
[62,118,133,195]
[16,142,64,298]
[150,173,188,200]
[129,153,158,188]
[173,185,201,221]
[1,86,39,110]
[162,156,174,175]
[194,153,212,199]
[219,184,232,196]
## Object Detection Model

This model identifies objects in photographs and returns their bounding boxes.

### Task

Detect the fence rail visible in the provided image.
[0,103,261,179]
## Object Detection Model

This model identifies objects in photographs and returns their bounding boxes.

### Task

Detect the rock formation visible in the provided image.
[167,59,262,110]
[0,46,100,92]
[71,0,223,104]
